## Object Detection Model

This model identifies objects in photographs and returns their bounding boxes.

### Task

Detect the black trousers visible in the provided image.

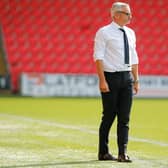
[99,71,133,155]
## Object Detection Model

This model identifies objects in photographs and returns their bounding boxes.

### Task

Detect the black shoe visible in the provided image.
[118,154,132,163]
[98,153,117,161]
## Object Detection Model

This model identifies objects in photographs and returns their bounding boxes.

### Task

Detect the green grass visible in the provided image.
[0,97,167,168]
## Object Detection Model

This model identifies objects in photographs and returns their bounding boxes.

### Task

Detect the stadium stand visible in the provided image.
[0,0,167,92]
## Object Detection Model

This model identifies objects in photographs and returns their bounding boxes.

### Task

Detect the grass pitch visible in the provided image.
[0,97,167,168]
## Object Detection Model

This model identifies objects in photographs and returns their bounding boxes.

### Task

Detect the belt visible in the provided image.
[104,71,130,75]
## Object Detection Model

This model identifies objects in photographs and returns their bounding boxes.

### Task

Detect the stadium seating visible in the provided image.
[0,0,167,92]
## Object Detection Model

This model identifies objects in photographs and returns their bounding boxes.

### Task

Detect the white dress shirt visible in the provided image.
[93,21,139,72]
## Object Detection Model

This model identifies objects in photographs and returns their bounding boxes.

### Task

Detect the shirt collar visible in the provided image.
[111,21,126,30]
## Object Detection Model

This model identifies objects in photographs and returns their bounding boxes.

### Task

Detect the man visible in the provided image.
[93,2,139,162]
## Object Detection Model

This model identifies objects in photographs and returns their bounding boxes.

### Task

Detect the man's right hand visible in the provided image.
[99,80,110,93]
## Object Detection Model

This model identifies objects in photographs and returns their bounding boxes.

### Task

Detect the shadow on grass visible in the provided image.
[1,160,101,168]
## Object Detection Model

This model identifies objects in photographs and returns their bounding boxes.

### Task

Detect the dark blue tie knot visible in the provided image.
[119,28,125,33]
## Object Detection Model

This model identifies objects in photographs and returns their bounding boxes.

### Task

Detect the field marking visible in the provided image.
[0,113,168,147]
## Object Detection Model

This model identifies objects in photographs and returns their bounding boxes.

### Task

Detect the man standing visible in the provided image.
[93,2,139,162]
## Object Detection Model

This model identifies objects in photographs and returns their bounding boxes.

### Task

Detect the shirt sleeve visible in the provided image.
[131,30,139,65]
[93,29,106,61]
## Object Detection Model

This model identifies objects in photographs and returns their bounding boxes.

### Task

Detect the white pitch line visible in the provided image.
[0,113,168,147]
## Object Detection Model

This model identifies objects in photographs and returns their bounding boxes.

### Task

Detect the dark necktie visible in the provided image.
[119,28,129,64]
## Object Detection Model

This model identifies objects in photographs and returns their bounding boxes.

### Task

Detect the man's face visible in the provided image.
[114,6,132,26]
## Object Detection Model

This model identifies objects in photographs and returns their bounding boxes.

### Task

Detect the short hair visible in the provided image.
[111,2,129,17]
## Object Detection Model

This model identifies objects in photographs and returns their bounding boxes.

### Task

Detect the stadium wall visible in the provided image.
[20,73,168,98]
